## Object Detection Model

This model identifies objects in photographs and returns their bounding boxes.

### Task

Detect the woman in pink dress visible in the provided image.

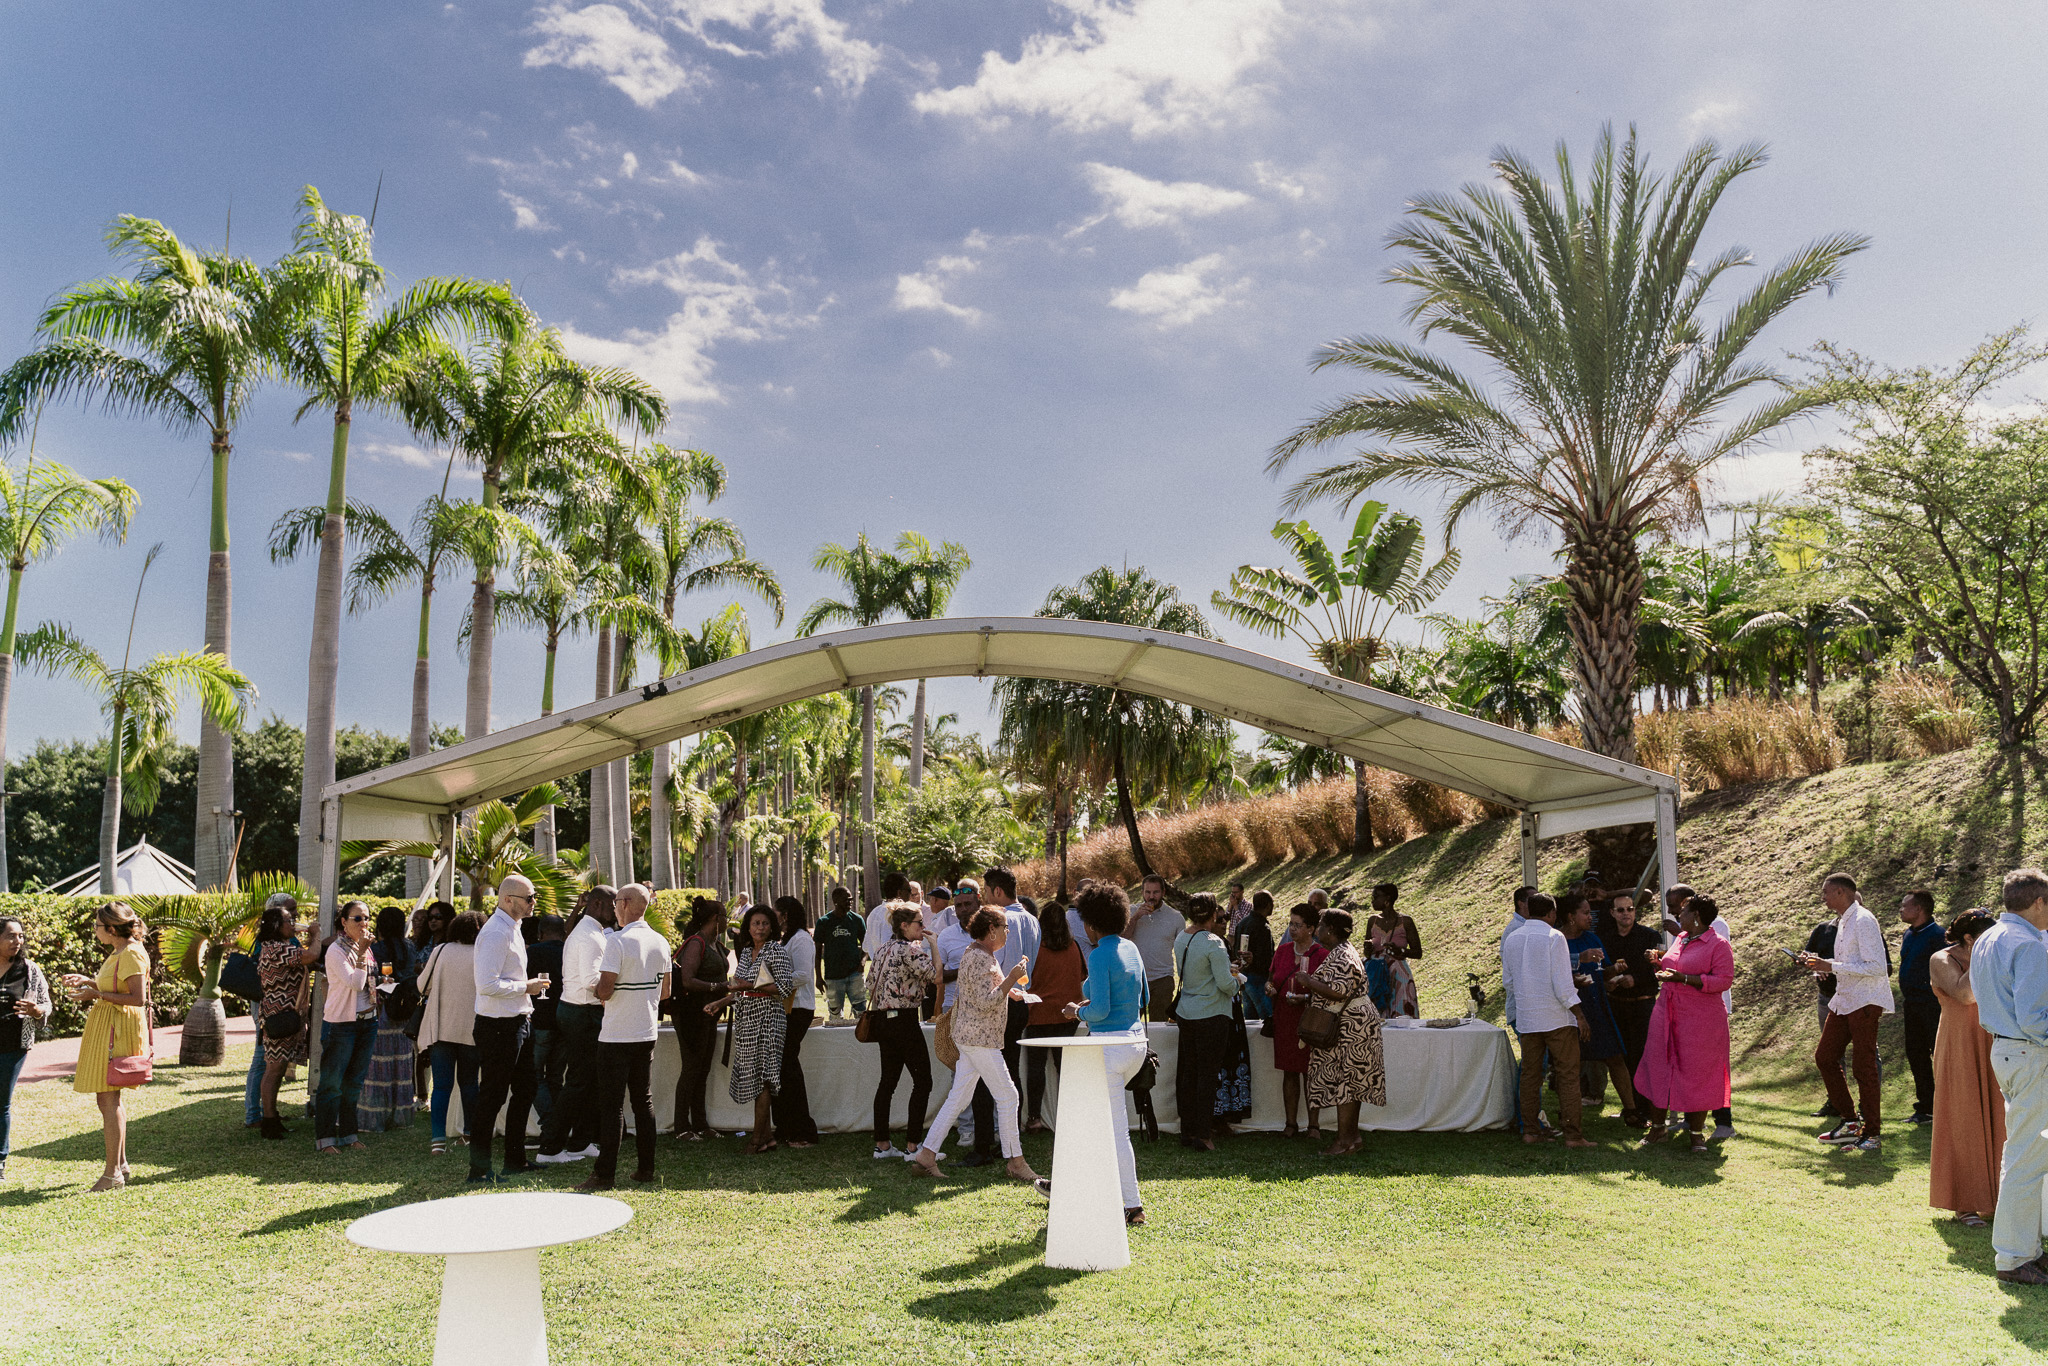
[1268,904,1330,1138]
[1633,895,1734,1153]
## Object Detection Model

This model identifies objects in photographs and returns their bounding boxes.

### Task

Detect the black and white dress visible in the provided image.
[728,942,796,1104]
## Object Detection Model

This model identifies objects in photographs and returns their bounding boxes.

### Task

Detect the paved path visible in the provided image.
[22,1014,258,1085]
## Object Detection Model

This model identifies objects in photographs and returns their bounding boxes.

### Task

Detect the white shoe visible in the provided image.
[912,1149,947,1161]
[1711,1124,1735,1141]
[534,1150,581,1165]
[872,1145,905,1159]
[573,1145,599,1160]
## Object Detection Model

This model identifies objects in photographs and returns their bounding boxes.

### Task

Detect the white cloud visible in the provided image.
[620,150,639,178]
[360,441,472,477]
[925,347,953,368]
[1686,100,1742,137]
[1109,253,1238,327]
[1082,162,1251,228]
[501,191,552,231]
[1252,160,1306,200]
[914,0,1290,137]
[558,237,809,405]
[280,449,314,464]
[893,254,982,323]
[657,0,883,90]
[663,159,704,185]
[525,4,697,108]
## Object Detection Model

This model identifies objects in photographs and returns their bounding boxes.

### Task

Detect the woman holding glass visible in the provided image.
[64,903,151,1191]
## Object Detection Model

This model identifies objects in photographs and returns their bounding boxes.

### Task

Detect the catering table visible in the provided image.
[453,1015,1514,1137]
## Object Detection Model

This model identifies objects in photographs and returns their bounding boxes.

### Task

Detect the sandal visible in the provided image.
[745,1139,778,1155]
[431,1139,448,1155]
[1024,1119,1051,1135]
[1638,1128,1668,1148]
[1305,1128,1323,1143]
[1282,1124,1300,1139]
[89,1174,125,1193]
[1956,1212,1990,1228]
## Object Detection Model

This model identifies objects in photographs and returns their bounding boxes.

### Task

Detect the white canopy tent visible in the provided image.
[312,617,1679,919]
[50,838,199,898]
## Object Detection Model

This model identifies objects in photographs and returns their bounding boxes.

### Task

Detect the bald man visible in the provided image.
[469,874,551,1183]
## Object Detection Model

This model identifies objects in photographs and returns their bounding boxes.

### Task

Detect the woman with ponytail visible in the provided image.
[62,903,151,1191]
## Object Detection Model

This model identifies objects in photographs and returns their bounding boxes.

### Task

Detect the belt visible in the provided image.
[880,1007,919,1018]
[1992,1035,2039,1044]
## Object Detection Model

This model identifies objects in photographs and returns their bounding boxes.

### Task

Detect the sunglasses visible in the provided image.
[345,915,371,923]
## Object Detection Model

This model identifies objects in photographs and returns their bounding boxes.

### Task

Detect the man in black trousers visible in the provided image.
[468,874,549,1183]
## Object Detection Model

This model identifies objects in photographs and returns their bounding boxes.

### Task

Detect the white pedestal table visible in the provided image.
[1020,1033,1145,1273]
[346,1191,632,1365]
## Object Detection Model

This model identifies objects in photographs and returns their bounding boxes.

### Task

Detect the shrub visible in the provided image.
[1877,671,1983,757]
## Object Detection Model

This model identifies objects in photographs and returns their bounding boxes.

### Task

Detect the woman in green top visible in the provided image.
[1172,894,1243,1151]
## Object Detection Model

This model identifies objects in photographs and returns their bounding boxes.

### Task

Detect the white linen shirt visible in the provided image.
[785,929,817,1012]
[560,915,612,1007]
[863,905,894,959]
[473,908,533,1018]
[1500,912,1531,1030]
[1821,900,1895,1016]
[1501,918,1580,1034]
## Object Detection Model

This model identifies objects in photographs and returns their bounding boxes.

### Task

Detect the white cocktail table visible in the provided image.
[1020,1033,1144,1271]
[347,1192,632,1365]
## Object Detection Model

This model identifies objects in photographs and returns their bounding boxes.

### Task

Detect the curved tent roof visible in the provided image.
[323,617,1675,850]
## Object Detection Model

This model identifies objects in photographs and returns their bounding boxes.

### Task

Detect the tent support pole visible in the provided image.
[1519,812,1538,889]
[437,815,456,903]
[1655,789,1679,897]
[308,796,342,1106]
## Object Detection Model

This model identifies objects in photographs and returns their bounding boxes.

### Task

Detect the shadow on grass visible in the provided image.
[1933,1220,2048,1352]
[904,1232,1085,1324]
[241,1194,401,1237]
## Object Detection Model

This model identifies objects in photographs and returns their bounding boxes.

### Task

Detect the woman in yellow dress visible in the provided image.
[63,903,150,1192]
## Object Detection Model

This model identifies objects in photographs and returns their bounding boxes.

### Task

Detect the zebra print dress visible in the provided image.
[728,942,796,1104]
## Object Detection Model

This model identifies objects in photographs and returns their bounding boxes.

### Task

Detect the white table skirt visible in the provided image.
[453,1015,1515,1137]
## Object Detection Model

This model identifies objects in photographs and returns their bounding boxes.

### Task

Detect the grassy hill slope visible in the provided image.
[1175,745,2048,1083]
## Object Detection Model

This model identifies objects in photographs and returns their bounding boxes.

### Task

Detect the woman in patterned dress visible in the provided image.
[705,904,794,1154]
[355,906,418,1133]
[254,899,320,1141]
[63,903,151,1191]
[1298,909,1386,1157]
[1366,883,1422,1019]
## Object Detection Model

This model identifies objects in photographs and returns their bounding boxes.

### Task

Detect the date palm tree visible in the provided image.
[19,546,252,893]
[1213,500,1457,852]
[1268,126,1868,767]
[797,534,917,905]
[895,531,971,789]
[0,451,138,891]
[273,185,522,888]
[0,215,280,890]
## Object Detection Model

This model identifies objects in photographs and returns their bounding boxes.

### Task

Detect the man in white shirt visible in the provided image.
[1500,885,1534,1027]
[1501,893,1592,1147]
[537,888,616,1163]
[469,874,551,1183]
[1799,872,1895,1150]
[576,883,670,1190]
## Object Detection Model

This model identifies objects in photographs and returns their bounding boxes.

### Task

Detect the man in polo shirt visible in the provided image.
[816,887,869,1024]
[536,886,615,1163]
[1799,872,1894,1152]
[576,883,670,1191]
[1898,890,1946,1126]
[469,874,551,1183]
[1502,892,1592,1148]
[1127,874,1184,1020]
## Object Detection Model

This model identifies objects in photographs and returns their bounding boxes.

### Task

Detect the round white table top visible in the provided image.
[1019,1032,1146,1048]
[348,1192,633,1256]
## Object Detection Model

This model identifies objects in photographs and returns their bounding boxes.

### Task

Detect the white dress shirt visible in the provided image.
[1821,900,1895,1016]
[1501,918,1580,1034]
[1500,912,1530,1030]
[473,908,533,1018]
[560,915,612,1007]
[863,904,893,959]
[785,929,817,1012]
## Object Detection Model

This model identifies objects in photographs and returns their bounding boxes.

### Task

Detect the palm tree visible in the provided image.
[1248,734,1349,791]
[273,186,522,888]
[1213,500,1457,852]
[0,215,280,890]
[1268,126,1868,767]
[1431,594,1573,731]
[798,534,917,906]
[344,782,577,913]
[142,870,311,1066]
[643,446,783,889]
[494,542,585,859]
[666,606,756,894]
[19,546,252,893]
[895,531,971,789]
[0,451,138,891]
[1735,512,1871,715]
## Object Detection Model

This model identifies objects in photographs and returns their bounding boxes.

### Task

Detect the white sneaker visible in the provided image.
[572,1145,599,1160]
[872,1145,905,1160]
[1711,1124,1735,1141]
[534,1151,580,1165]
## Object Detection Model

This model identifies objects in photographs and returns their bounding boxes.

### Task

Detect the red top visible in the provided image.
[1028,941,1088,1026]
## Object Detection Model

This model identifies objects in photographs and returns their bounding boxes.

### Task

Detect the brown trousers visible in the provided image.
[1519,1024,1582,1140]
[1816,1003,1885,1138]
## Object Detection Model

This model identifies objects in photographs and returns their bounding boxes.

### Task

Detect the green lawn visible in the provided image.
[3,1040,2043,1365]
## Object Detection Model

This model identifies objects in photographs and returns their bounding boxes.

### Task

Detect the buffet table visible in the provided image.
[454,1015,1515,1137]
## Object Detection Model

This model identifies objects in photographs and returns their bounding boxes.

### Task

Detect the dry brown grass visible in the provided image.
[1876,670,1983,757]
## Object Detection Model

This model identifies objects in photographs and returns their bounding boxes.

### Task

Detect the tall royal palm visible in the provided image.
[495,542,585,860]
[1213,501,1456,852]
[273,186,521,889]
[1268,127,1867,767]
[797,534,915,906]
[0,216,278,890]
[0,455,137,891]
[895,531,971,789]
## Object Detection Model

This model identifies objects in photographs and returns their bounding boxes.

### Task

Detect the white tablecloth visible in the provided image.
[457,1015,1514,1137]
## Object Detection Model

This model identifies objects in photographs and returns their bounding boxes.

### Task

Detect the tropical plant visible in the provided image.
[1734,514,1872,717]
[272,184,522,887]
[1267,126,1868,767]
[1247,734,1349,791]
[894,531,972,789]
[0,214,282,890]
[343,781,576,912]
[0,453,138,891]
[142,870,312,1066]
[494,542,585,859]
[872,767,1036,887]
[18,547,253,893]
[1431,590,1573,731]
[1213,500,1458,851]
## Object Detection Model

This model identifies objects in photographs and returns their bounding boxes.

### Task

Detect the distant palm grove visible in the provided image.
[4,129,2046,902]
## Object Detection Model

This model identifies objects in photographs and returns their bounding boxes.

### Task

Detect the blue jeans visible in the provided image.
[316,1017,378,1147]
[428,1041,481,1141]
[531,1026,556,1130]
[1240,976,1273,1019]
[0,1049,26,1165]
[244,1036,267,1126]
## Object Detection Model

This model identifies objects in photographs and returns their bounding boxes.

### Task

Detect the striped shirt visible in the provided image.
[597,919,671,1043]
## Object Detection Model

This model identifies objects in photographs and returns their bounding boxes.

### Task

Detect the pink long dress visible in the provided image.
[1632,932,1734,1114]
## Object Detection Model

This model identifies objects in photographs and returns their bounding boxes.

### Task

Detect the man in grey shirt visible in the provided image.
[1127,874,1184,1020]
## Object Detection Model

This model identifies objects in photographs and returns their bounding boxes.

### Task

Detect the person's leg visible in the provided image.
[504,1018,539,1167]
[1847,1005,1884,1140]
[94,1090,124,1180]
[1991,1042,2048,1270]
[1517,1032,1547,1139]
[772,1007,816,1143]
[823,976,845,1022]
[428,1043,454,1141]
[1282,1071,1302,1129]
[1904,999,1939,1118]
[874,1018,905,1147]
[1548,1027,1584,1141]
[970,1078,996,1159]
[627,1042,657,1178]
[1148,978,1176,1022]
[261,1044,292,1121]
[563,1003,606,1151]
[469,1016,516,1177]
[456,1044,480,1138]
[315,1021,349,1150]
[1813,1008,1858,1127]
[1104,1043,1143,1210]
[1183,1016,1226,1145]
[905,1020,934,1149]
[1337,1101,1361,1149]
[917,1051,983,1161]
[590,1041,628,1185]
[971,1046,1025,1160]
[0,1050,21,1171]
[1605,1056,1638,1116]
[1174,1020,1205,1144]
[530,1026,556,1131]
[244,1036,267,1127]
[340,1018,377,1146]
[846,972,867,1020]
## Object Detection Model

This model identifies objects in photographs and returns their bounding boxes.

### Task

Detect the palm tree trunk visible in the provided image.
[406,586,433,899]
[466,572,494,741]
[1352,759,1375,855]
[650,741,674,890]
[612,757,633,883]
[1806,637,1823,716]
[910,678,927,788]
[0,561,17,894]
[589,622,613,880]
[1563,523,1644,764]
[195,432,236,892]
[1110,721,1152,878]
[296,409,350,890]
[100,703,126,895]
[535,634,559,861]
[860,684,880,908]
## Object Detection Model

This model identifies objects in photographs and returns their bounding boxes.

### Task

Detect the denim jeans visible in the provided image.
[0,1049,26,1165]
[244,1035,267,1126]
[315,1017,378,1147]
[428,1041,480,1141]
[822,973,867,1020]
[531,1026,557,1130]
[1240,976,1273,1020]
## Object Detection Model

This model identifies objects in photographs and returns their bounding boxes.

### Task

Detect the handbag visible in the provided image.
[854,1009,881,1044]
[1298,995,1350,1049]
[107,985,155,1088]
[263,951,314,1043]
[403,946,436,1042]
[219,951,263,1003]
[932,1007,959,1069]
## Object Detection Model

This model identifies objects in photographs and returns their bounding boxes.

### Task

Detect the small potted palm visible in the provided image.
[141,871,315,1066]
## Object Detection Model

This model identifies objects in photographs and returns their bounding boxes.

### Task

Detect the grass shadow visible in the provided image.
[904,1232,1086,1325]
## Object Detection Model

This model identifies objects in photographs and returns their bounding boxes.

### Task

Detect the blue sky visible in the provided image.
[5,0,2047,750]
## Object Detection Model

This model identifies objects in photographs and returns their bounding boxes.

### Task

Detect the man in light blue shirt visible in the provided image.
[1970,868,2048,1282]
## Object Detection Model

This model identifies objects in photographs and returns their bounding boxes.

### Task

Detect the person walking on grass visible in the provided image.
[63,903,151,1191]
[577,883,670,1191]
[1503,893,1592,1149]
[0,915,54,1184]
[908,906,1042,1187]
[1898,890,1946,1127]
[469,875,551,1184]
[1968,868,2048,1286]
[1799,873,1892,1153]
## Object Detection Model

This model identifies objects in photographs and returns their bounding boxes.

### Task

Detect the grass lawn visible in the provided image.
[3,1040,2044,1365]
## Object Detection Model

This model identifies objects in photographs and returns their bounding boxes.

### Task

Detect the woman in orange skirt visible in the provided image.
[63,903,151,1192]
[1929,909,2003,1227]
